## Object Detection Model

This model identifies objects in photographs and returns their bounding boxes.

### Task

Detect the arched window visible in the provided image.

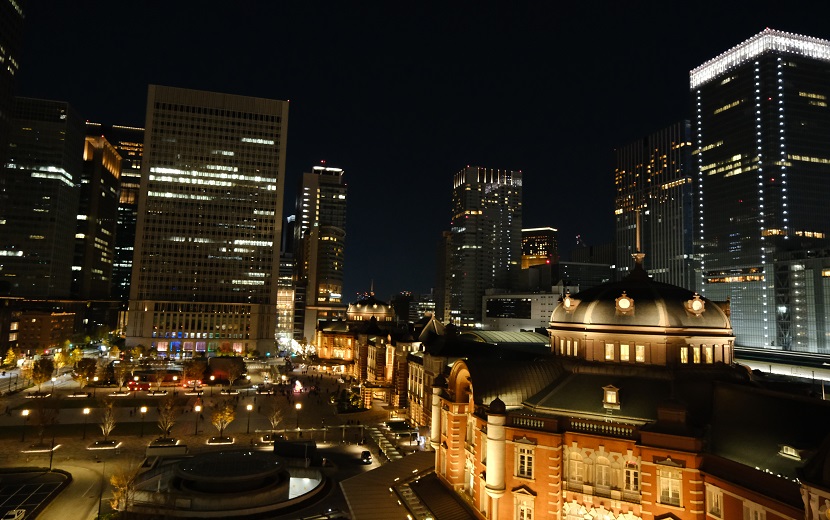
[596,456,611,487]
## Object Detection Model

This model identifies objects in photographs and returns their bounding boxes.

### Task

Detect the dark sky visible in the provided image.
[16,1,830,301]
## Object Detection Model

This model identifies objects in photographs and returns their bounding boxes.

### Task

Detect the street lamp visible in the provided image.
[210,375,215,396]
[140,406,147,437]
[51,376,56,395]
[194,404,201,435]
[20,409,29,442]
[246,404,253,434]
[93,376,98,397]
[83,407,90,439]
[295,402,302,430]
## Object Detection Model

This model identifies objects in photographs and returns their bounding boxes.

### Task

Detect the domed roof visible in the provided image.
[550,264,731,333]
[347,294,395,321]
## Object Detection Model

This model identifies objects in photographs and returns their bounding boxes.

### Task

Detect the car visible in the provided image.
[360,450,372,464]
[2,510,25,520]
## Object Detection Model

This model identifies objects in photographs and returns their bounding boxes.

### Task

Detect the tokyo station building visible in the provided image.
[426,255,830,520]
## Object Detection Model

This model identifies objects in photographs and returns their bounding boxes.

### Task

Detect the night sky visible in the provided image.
[15,1,830,302]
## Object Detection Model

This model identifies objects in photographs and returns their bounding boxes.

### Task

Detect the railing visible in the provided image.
[567,418,638,439]
[563,481,641,504]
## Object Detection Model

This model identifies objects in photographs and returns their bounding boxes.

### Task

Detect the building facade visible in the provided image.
[73,135,121,299]
[521,227,558,269]
[692,29,830,351]
[482,293,560,332]
[292,164,347,341]
[0,98,85,298]
[614,121,695,289]
[448,166,522,328]
[126,85,289,357]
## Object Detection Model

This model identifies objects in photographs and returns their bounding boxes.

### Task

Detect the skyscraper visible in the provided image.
[126,85,289,357]
[73,135,121,299]
[448,166,522,328]
[86,123,144,304]
[0,0,24,169]
[521,227,559,269]
[0,97,84,298]
[292,164,347,342]
[692,29,830,350]
[614,121,695,289]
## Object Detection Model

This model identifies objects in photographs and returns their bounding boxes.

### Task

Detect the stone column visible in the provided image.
[485,398,506,520]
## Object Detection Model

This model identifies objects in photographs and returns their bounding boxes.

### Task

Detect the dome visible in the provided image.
[488,397,506,415]
[346,294,395,322]
[551,264,731,334]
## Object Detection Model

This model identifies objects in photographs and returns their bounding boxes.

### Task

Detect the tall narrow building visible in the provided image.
[614,121,695,289]
[126,86,288,357]
[0,0,24,169]
[448,166,522,328]
[692,29,830,350]
[72,135,121,299]
[292,164,347,342]
[86,123,144,305]
[0,98,84,298]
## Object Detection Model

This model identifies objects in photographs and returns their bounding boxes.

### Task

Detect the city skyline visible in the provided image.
[14,2,830,299]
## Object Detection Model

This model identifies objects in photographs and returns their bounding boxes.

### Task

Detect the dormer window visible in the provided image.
[779,444,801,461]
[603,385,620,410]
[562,292,580,313]
[685,293,706,317]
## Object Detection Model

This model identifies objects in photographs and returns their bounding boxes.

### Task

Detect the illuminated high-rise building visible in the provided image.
[126,85,289,357]
[0,97,84,298]
[72,135,121,299]
[521,227,559,269]
[692,29,830,350]
[86,122,144,304]
[447,166,522,328]
[292,164,347,342]
[0,0,24,170]
[614,121,695,289]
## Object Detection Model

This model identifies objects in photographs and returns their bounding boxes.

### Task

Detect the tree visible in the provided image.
[74,358,98,389]
[157,394,177,437]
[211,399,235,437]
[54,350,70,373]
[130,344,146,362]
[152,367,168,392]
[264,396,285,435]
[109,464,140,512]
[70,346,84,366]
[226,362,243,390]
[113,362,129,391]
[3,347,17,367]
[99,400,116,441]
[34,397,59,446]
[32,358,54,393]
[183,359,207,385]
[109,345,121,360]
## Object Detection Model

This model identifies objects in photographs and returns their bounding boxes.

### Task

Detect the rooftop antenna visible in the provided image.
[370,279,374,296]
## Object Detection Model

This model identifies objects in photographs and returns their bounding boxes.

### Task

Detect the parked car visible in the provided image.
[360,450,372,464]
[2,510,25,520]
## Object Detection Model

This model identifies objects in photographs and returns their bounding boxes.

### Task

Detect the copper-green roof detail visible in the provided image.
[459,330,549,345]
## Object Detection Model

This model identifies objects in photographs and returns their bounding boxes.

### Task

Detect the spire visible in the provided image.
[631,208,645,268]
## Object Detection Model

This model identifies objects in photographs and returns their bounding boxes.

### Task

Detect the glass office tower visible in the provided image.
[692,29,830,350]
[126,85,289,357]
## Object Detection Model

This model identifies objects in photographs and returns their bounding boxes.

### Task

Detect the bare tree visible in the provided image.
[99,400,117,441]
[211,399,236,437]
[34,398,59,446]
[157,394,177,437]
[152,366,168,392]
[264,396,285,435]
[226,362,243,390]
[113,362,129,391]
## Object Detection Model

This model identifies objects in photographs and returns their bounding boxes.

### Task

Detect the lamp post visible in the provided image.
[97,458,106,519]
[210,375,215,396]
[295,402,301,430]
[83,407,90,439]
[246,404,253,434]
[20,409,29,442]
[51,376,56,396]
[140,406,147,437]
[93,376,98,397]
[194,404,201,435]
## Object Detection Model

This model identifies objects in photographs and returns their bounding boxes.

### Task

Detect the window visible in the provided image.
[567,339,571,355]
[636,344,645,362]
[559,338,564,354]
[620,344,630,361]
[706,485,723,518]
[658,467,682,506]
[605,343,615,361]
[517,446,534,479]
[624,465,639,492]
[569,452,584,483]
[573,340,578,357]
[596,457,611,487]
[693,346,701,364]
[705,345,714,363]
[743,501,765,520]
[680,347,688,363]
[516,498,534,520]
